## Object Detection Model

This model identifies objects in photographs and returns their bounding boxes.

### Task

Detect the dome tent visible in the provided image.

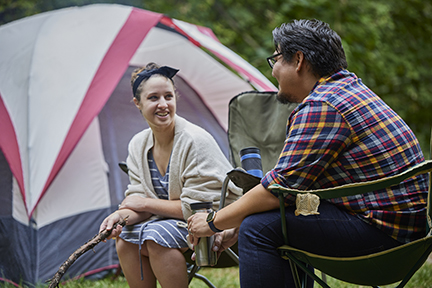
[0,3,275,285]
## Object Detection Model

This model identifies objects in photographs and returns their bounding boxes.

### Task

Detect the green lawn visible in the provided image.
[2,261,431,288]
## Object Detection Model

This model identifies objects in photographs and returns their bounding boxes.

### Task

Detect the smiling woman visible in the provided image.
[132,66,178,141]
[97,63,242,288]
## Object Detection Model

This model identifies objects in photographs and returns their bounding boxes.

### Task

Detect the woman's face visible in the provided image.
[134,76,177,130]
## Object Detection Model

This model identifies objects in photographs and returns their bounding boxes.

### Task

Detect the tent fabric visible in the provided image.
[0,3,276,285]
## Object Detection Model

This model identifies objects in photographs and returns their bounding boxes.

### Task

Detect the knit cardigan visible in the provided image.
[125,115,242,220]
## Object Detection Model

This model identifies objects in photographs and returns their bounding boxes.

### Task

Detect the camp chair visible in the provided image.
[224,91,432,287]
[267,157,432,288]
[224,90,327,283]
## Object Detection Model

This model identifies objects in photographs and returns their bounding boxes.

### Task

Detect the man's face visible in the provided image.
[271,52,302,104]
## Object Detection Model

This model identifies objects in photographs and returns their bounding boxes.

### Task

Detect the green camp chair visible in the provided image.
[268,158,432,288]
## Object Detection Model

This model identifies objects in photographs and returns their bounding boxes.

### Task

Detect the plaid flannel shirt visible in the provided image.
[261,69,428,243]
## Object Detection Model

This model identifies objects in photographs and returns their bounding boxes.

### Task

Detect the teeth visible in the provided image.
[157,112,168,116]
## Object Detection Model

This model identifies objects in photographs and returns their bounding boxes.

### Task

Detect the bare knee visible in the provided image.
[116,237,138,257]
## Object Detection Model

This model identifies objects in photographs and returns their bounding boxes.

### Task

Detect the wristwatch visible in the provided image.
[206,211,223,233]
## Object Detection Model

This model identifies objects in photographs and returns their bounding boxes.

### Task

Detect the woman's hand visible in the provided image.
[99,212,125,241]
[187,212,214,247]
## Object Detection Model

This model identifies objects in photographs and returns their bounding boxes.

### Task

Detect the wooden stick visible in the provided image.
[46,216,129,288]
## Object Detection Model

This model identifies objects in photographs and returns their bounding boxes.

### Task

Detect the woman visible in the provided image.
[99,63,241,288]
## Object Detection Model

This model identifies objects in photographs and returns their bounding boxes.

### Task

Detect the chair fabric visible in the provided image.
[228,91,299,173]
[269,153,432,287]
[278,235,432,286]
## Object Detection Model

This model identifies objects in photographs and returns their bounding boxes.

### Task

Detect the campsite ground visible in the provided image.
[2,261,430,288]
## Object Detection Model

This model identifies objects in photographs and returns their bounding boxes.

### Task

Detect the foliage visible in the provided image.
[1,0,431,153]
[141,0,432,155]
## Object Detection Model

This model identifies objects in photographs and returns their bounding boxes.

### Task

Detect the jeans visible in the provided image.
[238,201,401,288]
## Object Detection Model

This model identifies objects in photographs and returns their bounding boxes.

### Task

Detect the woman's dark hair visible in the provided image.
[272,19,347,77]
[131,62,176,102]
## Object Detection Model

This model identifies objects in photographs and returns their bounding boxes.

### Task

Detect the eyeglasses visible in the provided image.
[266,52,282,69]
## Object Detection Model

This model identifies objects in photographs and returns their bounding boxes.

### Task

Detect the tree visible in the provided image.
[1,0,431,154]
[143,0,432,155]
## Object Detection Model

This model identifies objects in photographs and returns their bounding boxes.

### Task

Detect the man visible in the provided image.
[187,19,428,287]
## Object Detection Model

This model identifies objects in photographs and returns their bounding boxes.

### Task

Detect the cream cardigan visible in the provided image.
[125,115,242,220]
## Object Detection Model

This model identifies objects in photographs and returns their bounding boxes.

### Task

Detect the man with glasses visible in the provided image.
[188,19,428,288]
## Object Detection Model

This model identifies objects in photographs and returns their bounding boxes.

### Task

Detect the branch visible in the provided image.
[46,216,129,288]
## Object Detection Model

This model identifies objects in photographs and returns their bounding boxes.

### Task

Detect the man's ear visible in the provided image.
[295,51,305,72]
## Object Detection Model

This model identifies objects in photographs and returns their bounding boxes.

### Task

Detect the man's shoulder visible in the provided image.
[314,70,358,94]
[308,70,372,105]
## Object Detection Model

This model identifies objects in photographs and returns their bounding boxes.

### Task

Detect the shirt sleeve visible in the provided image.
[261,101,352,203]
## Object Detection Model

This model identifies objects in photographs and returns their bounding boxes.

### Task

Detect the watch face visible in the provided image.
[206,211,215,222]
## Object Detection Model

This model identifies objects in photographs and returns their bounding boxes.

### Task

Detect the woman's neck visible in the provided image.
[151,122,175,148]
[150,122,175,176]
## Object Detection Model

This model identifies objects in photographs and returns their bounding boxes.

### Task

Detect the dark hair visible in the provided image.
[131,62,176,102]
[272,19,347,77]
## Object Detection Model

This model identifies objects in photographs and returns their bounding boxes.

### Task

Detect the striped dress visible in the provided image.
[119,149,189,249]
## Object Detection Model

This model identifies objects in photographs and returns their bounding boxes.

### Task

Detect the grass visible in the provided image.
[1,262,431,288]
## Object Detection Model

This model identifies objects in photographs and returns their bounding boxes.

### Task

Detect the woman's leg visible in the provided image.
[116,238,157,288]
[238,201,401,288]
[145,241,189,288]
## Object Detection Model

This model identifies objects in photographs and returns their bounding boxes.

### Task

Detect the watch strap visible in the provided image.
[208,220,223,233]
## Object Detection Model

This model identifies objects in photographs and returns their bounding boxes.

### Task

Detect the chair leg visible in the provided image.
[288,259,302,288]
[188,264,200,283]
[283,251,331,288]
[187,264,217,288]
[191,273,217,288]
[224,247,239,264]
[321,272,327,283]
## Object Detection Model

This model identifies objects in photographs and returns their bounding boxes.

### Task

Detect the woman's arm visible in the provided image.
[120,194,184,220]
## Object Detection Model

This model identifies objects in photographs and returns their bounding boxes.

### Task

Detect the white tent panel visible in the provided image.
[12,178,29,226]
[130,26,252,130]
[173,19,276,91]
[34,117,110,228]
[27,5,132,213]
[0,12,55,207]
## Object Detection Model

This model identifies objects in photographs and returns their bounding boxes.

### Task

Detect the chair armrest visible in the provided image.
[219,168,261,210]
[268,160,432,199]
[226,168,261,194]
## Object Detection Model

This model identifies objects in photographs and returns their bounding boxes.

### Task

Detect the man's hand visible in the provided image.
[189,228,239,261]
[213,228,239,257]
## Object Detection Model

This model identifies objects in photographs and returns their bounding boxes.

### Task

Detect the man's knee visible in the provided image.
[239,213,267,244]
